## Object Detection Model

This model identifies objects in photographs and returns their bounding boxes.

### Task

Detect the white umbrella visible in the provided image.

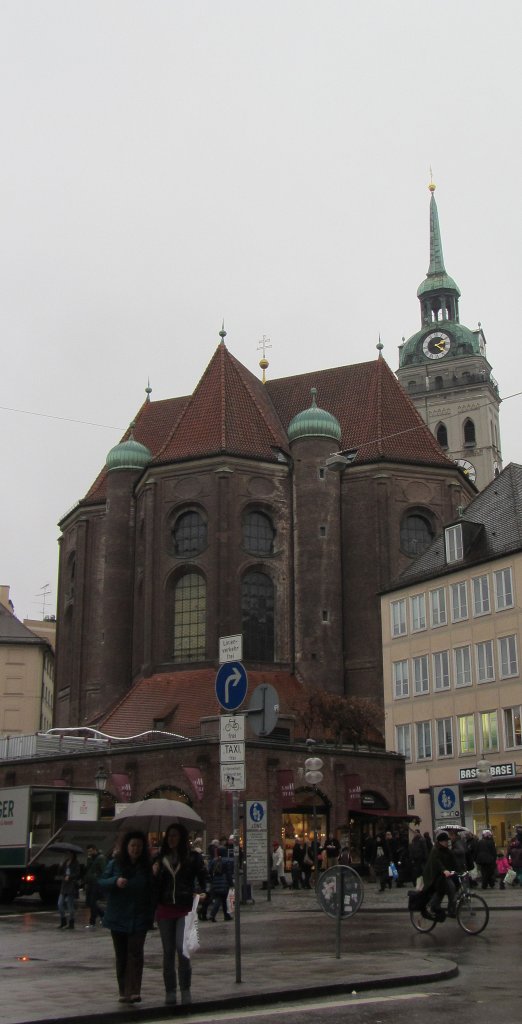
[113,798,204,833]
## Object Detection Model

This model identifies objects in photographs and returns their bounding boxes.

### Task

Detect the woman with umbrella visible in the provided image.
[152,823,208,1006]
[99,831,154,1004]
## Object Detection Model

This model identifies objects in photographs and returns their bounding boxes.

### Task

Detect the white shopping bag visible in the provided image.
[182,894,201,959]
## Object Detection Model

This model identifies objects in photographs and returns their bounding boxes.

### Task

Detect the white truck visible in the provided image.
[0,785,101,903]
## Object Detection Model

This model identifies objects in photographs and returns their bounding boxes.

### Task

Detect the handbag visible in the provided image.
[226,888,235,915]
[388,862,399,880]
[182,895,201,958]
[505,868,517,885]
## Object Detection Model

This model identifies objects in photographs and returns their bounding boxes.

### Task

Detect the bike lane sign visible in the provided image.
[433,785,461,827]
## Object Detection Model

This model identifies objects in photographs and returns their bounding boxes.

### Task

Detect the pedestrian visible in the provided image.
[84,844,106,928]
[57,850,81,930]
[496,848,510,889]
[475,829,497,889]
[153,823,209,1006]
[508,831,522,885]
[272,841,288,887]
[207,849,233,921]
[373,833,392,892]
[99,830,154,1005]
[409,829,428,884]
[325,834,341,868]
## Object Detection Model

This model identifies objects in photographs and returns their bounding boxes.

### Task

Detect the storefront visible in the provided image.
[459,763,522,843]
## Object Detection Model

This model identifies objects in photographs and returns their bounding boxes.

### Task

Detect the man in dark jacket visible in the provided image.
[409,830,428,882]
[422,832,458,918]
[475,829,497,889]
[84,844,106,928]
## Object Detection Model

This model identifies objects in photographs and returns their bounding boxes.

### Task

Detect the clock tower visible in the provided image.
[397,183,502,490]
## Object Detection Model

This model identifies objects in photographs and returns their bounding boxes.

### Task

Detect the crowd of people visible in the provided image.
[54,821,522,1003]
[362,824,522,898]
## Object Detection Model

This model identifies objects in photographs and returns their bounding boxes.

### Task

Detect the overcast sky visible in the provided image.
[2,0,522,621]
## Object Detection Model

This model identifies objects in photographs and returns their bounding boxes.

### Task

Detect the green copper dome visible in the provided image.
[399,323,482,368]
[106,425,152,472]
[417,271,461,299]
[288,388,341,443]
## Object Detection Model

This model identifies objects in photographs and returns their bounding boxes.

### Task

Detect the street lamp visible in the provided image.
[475,759,492,830]
[95,764,109,792]
[304,739,324,880]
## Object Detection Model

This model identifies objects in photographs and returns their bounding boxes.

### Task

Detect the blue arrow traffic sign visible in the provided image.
[215,661,248,711]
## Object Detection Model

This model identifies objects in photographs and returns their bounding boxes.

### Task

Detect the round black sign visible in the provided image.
[316,865,364,919]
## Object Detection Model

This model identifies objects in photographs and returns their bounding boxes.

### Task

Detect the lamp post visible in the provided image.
[475,759,492,830]
[304,739,324,881]
[95,765,109,793]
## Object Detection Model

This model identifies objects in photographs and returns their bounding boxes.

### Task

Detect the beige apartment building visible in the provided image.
[0,586,54,735]
[382,464,522,845]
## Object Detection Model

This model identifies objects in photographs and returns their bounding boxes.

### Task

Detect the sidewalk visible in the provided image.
[2,879,519,1024]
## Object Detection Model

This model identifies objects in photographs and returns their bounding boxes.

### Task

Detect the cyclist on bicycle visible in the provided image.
[421,832,458,919]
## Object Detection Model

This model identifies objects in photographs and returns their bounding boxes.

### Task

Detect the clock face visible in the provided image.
[423,331,451,359]
[456,459,477,484]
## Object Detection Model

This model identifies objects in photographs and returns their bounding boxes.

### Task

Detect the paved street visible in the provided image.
[1,881,520,1024]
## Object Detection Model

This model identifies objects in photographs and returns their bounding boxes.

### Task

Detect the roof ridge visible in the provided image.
[155,352,220,461]
[227,351,287,448]
[220,343,226,449]
[376,356,384,457]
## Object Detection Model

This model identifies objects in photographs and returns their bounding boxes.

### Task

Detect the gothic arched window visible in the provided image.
[463,418,476,448]
[172,572,206,662]
[172,510,207,557]
[436,422,448,449]
[400,512,434,557]
[243,511,275,555]
[241,571,274,661]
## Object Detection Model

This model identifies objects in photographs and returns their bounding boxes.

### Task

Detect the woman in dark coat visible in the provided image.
[99,831,154,1004]
[152,823,208,1006]
[57,850,81,929]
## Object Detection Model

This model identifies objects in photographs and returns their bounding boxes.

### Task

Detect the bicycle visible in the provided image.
[409,872,489,935]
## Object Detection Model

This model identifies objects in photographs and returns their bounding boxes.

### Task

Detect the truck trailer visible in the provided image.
[0,785,100,903]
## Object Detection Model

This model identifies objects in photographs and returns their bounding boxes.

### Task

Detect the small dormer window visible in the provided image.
[445,524,463,563]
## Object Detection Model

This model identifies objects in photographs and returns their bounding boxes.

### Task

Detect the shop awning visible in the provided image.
[353,808,417,820]
[463,790,522,800]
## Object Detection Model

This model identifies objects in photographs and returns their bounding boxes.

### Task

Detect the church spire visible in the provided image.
[427,181,446,277]
[417,180,461,327]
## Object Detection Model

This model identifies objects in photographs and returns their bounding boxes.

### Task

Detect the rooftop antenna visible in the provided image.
[34,583,51,619]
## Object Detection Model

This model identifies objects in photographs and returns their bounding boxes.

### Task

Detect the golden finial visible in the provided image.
[257,335,272,384]
[428,166,436,193]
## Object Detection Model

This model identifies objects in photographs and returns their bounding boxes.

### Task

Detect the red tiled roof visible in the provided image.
[157,344,289,463]
[84,395,190,503]
[80,348,451,508]
[266,357,452,468]
[97,669,306,739]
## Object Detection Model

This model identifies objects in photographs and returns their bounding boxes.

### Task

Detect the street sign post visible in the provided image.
[220,764,246,791]
[247,683,279,736]
[215,662,248,712]
[316,865,364,959]
[219,634,243,664]
[219,715,245,742]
